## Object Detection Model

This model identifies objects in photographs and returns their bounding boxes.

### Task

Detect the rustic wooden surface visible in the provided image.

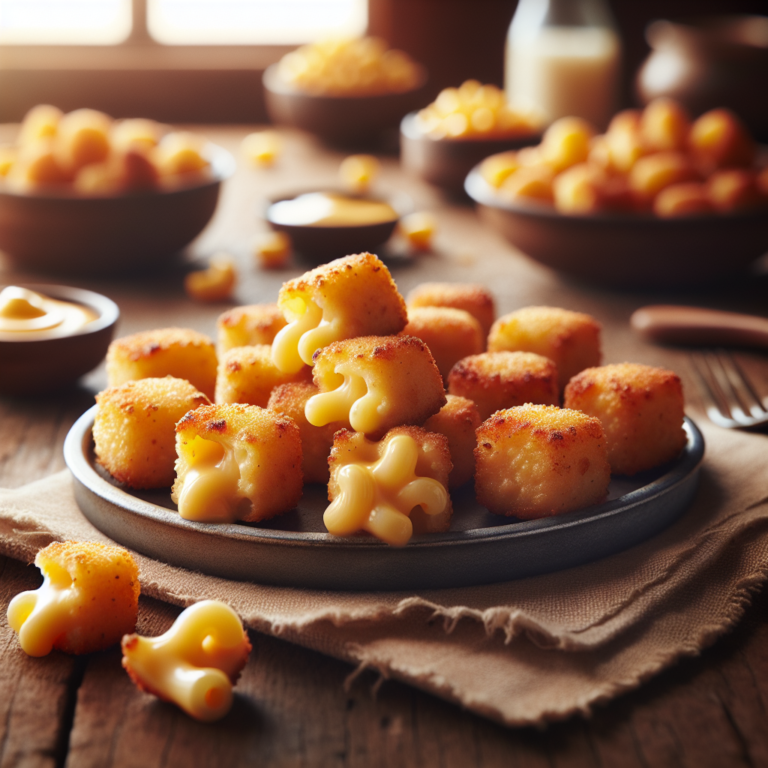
[1,125,767,767]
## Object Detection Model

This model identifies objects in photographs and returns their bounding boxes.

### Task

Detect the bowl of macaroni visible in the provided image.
[465,99,768,287]
[400,80,542,195]
[263,37,427,145]
[0,105,235,275]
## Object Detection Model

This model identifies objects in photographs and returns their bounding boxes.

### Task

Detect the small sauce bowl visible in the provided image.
[264,188,412,262]
[0,284,119,396]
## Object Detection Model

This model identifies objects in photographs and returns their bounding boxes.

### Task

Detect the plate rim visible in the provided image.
[64,405,705,552]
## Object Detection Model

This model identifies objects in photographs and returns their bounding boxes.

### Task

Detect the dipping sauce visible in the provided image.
[268,192,399,228]
[0,285,98,337]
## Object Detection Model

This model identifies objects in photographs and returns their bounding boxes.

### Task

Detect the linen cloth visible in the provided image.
[1,417,767,727]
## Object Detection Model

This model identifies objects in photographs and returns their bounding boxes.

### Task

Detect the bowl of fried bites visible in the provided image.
[0,105,235,275]
[263,37,428,145]
[465,99,768,288]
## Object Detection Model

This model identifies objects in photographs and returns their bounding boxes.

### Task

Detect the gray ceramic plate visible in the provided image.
[64,407,704,591]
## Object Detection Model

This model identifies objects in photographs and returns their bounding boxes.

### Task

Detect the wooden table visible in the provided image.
[1,126,767,768]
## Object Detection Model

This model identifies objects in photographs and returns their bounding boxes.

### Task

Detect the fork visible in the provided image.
[630,305,768,430]
[690,349,768,429]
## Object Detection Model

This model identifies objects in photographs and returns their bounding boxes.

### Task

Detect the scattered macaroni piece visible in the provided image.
[326,427,452,546]
[172,403,303,523]
[339,154,380,194]
[414,80,539,139]
[277,37,421,96]
[241,130,282,167]
[488,306,601,392]
[307,334,446,439]
[254,231,292,269]
[94,377,211,489]
[7,541,139,657]
[397,211,436,251]
[475,404,610,519]
[122,600,251,722]
[271,252,407,374]
[184,254,237,303]
[217,303,287,353]
[564,363,687,475]
[106,327,218,400]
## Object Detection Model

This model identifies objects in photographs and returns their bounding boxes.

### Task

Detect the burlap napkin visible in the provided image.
[2,416,767,727]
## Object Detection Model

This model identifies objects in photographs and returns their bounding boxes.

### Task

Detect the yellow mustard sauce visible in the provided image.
[0,286,98,337]
[268,191,398,227]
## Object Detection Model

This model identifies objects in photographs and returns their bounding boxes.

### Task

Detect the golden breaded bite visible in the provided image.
[106,327,218,400]
[447,351,559,422]
[475,404,610,519]
[403,306,484,382]
[217,303,287,353]
[407,282,496,338]
[307,335,446,439]
[122,600,251,723]
[423,394,481,489]
[215,344,311,408]
[7,541,139,657]
[488,306,601,392]
[267,381,343,484]
[564,363,687,476]
[271,252,407,373]
[326,426,453,546]
[94,377,211,489]
[172,403,303,523]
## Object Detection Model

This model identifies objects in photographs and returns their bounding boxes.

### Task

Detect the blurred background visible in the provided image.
[0,0,765,130]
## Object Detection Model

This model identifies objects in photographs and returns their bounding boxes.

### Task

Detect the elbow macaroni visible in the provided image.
[122,600,251,722]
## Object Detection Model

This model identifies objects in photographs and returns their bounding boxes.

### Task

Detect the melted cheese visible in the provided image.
[324,434,449,546]
[0,285,97,337]
[121,600,249,722]
[177,437,244,522]
[305,373,366,428]
[7,565,79,657]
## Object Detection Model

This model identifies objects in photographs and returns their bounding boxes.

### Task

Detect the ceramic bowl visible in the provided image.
[464,165,768,289]
[264,188,411,263]
[0,284,119,396]
[0,144,235,276]
[262,64,428,145]
[400,112,540,195]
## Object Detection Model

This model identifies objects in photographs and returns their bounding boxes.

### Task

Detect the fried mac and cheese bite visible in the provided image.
[172,404,303,523]
[215,345,311,408]
[217,303,287,353]
[94,377,211,489]
[271,252,407,374]
[447,351,559,422]
[8,541,139,657]
[488,306,601,392]
[475,404,610,519]
[422,394,482,489]
[403,306,484,382]
[307,334,446,439]
[564,363,687,476]
[407,282,496,338]
[267,381,344,484]
[122,600,251,723]
[106,327,218,400]
[326,426,452,546]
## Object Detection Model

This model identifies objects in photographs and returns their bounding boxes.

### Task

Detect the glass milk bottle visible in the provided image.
[505,0,622,130]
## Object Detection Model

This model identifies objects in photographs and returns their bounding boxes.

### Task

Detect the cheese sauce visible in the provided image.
[268,192,398,227]
[0,285,98,337]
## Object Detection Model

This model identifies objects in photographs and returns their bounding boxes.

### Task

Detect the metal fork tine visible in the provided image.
[690,350,768,429]
[718,351,768,419]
